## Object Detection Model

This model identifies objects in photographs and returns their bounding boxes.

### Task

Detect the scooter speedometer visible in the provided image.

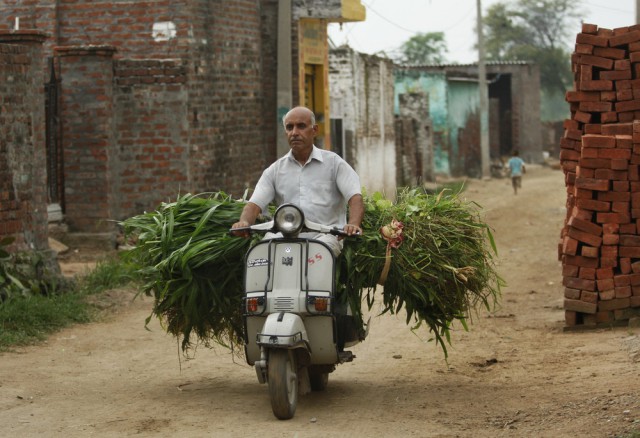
[274,204,304,237]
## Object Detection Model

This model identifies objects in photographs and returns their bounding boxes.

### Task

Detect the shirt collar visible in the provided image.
[286,145,323,165]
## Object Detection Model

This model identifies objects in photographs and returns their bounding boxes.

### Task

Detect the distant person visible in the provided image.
[507,150,526,195]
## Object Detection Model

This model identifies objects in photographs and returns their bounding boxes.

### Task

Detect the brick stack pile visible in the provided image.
[560,23,640,327]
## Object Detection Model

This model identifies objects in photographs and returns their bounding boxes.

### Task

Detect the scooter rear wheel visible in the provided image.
[268,349,298,420]
[308,366,329,391]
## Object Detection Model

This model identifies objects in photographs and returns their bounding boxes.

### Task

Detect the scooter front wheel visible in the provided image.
[268,349,298,420]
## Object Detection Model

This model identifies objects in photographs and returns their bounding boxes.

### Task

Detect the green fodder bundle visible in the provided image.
[123,188,502,357]
[121,192,258,352]
[339,188,503,356]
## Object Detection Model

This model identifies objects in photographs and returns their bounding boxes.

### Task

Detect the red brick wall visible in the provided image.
[0,32,49,250]
[56,46,116,232]
[185,0,270,196]
[259,0,279,164]
[0,1,58,71]
[0,1,284,233]
[113,59,190,218]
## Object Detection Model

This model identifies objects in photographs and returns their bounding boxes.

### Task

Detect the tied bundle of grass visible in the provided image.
[339,188,502,357]
[123,188,501,358]
[121,192,260,353]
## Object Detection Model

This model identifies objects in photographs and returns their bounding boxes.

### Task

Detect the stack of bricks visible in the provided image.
[560,23,640,327]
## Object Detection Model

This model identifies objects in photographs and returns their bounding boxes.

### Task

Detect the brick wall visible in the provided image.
[56,45,116,232]
[186,0,269,197]
[113,58,190,219]
[259,0,279,165]
[0,1,57,71]
[0,31,48,250]
[1,0,190,60]
[0,1,309,235]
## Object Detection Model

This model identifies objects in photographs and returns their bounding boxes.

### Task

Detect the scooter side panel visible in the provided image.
[305,242,333,293]
[245,316,266,365]
[245,242,273,292]
[305,316,338,364]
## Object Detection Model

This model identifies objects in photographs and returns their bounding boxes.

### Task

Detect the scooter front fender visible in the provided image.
[257,312,310,351]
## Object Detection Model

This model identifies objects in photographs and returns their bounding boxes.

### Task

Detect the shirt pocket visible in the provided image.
[310,181,334,207]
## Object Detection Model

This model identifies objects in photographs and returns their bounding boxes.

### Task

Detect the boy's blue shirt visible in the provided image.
[508,157,525,177]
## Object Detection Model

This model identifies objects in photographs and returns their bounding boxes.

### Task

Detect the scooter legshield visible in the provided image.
[257,312,309,349]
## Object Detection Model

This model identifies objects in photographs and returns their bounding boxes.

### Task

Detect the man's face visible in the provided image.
[284,109,318,154]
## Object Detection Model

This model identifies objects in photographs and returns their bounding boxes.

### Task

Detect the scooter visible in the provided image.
[231,204,367,420]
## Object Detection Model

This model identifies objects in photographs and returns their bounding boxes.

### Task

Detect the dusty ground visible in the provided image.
[2,165,640,437]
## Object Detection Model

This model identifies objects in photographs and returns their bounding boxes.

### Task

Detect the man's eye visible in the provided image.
[285,123,307,131]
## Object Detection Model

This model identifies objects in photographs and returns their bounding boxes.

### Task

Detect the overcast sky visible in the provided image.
[328,0,635,63]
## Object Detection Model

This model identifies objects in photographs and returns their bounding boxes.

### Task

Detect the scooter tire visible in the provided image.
[268,349,298,420]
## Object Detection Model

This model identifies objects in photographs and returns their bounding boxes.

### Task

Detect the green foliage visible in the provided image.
[121,192,257,352]
[0,293,91,350]
[76,254,140,295]
[123,189,502,358]
[396,32,448,65]
[483,0,581,94]
[0,253,139,351]
[0,237,69,302]
[340,187,503,356]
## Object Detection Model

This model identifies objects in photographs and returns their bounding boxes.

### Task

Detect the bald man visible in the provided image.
[232,106,364,255]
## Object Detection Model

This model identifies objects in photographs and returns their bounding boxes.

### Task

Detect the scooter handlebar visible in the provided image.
[330,227,361,238]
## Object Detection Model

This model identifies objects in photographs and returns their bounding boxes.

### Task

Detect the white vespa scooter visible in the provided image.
[232,203,367,420]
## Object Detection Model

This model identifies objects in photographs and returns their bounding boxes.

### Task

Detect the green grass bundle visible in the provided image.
[121,192,258,352]
[340,188,503,356]
[123,188,502,357]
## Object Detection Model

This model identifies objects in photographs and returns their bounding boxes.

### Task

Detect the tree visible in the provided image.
[397,32,448,65]
[483,0,581,94]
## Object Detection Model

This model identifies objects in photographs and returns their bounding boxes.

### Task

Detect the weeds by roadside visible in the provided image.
[0,252,139,352]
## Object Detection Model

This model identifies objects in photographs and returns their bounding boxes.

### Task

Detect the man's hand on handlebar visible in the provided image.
[230,221,251,238]
[339,223,362,240]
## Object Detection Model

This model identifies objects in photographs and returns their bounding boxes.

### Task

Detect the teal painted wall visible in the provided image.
[395,71,450,174]
[395,71,482,175]
[448,80,480,175]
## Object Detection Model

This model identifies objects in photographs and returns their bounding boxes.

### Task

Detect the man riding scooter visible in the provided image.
[230,106,365,419]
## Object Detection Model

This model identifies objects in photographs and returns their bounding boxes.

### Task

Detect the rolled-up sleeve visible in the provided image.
[249,164,276,211]
[336,159,361,202]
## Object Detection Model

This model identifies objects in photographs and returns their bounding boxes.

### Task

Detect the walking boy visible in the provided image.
[507,150,525,195]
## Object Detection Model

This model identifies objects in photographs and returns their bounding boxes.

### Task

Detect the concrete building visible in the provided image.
[395,62,543,177]
[329,46,396,196]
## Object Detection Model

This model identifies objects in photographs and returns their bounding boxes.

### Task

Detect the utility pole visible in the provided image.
[477,0,490,179]
[637,0,640,24]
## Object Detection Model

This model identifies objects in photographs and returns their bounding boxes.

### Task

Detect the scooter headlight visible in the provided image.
[274,204,304,236]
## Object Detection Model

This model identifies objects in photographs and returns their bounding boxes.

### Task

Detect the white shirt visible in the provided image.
[249,145,361,228]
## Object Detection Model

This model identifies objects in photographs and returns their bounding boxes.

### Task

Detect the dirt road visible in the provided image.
[2,165,640,437]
